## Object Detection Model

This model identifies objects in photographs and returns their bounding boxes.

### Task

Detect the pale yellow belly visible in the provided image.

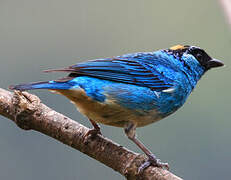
[53,89,161,127]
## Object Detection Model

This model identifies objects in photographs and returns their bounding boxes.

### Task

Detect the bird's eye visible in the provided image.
[196,53,202,59]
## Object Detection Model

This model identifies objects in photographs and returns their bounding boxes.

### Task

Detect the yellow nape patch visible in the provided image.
[170,45,186,51]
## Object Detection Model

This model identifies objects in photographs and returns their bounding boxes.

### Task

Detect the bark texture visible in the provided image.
[0,88,183,180]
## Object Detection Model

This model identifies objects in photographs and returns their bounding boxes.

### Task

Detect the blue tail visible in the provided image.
[9,81,72,91]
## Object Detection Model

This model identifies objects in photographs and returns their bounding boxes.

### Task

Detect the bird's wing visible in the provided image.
[45,56,174,91]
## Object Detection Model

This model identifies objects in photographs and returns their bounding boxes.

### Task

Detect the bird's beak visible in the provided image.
[207,59,224,68]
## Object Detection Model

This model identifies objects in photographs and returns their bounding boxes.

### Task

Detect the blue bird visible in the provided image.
[9,45,224,171]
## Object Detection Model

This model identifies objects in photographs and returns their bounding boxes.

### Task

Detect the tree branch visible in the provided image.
[0,88,183,180]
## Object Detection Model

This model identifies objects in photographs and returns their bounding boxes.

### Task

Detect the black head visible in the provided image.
[186,46,224,70]
[166,45,224,71]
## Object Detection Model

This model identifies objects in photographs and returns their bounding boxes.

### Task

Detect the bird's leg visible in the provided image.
[84,119,102,139]
[124,122,169,173]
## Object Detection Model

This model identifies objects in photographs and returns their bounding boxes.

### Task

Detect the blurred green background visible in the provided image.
[0,0,230,179]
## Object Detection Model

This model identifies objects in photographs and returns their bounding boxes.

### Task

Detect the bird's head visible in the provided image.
[167,45,224,71]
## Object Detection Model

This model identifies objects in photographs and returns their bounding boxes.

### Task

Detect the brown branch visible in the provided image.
[219,0,231,27]
[0,88,183,180]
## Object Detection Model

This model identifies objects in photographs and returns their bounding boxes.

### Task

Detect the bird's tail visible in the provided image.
[9,80,72,91]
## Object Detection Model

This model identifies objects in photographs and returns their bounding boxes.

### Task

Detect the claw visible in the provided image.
[138,154,169,173]
[83,128,102,141]
[83,119,102,142]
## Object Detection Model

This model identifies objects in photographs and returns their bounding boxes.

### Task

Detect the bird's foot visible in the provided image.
[138,154,169,173]
[83,128,102,142]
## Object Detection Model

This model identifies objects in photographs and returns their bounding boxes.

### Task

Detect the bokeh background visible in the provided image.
[0,0,230,179]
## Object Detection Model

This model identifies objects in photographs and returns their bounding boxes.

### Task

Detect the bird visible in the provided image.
[9,45,224,172]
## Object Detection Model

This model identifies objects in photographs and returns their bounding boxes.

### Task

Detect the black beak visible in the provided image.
[207,59,224,69]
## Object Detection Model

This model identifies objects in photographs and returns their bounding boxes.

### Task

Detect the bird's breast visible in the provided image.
[54,88,162,127]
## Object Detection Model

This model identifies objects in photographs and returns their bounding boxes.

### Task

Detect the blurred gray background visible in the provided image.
[0,0,230,179]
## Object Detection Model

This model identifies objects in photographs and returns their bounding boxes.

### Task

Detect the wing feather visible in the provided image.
[46,56,174,91]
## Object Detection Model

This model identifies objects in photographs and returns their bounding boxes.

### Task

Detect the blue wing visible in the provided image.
[47,53,174,91]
